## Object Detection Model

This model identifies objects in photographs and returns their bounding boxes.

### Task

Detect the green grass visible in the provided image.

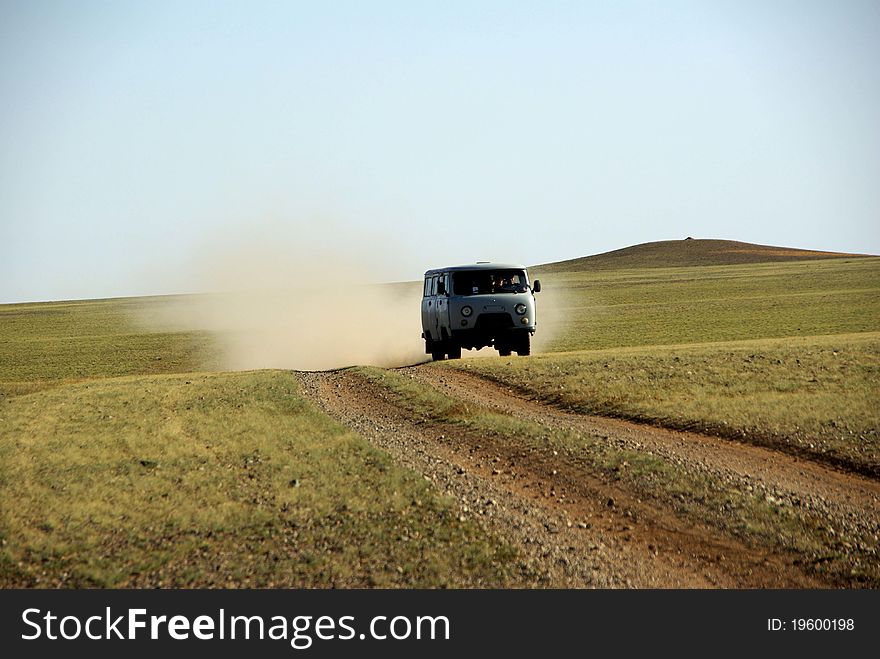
[454,333,880,475]
[533,257,880,352]
[356,366,878,586]
[0,296,218,396]
[0,370,520,587]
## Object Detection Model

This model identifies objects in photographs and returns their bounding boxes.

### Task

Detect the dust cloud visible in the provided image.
[137,232,428,371]
[530,277,569,354]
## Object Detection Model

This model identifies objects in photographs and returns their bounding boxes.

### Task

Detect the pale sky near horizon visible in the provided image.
[2,0,879,303]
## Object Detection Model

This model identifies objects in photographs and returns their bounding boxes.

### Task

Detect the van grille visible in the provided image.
[475,313,514,330]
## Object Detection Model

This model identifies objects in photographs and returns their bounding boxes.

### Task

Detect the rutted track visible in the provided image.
[296,365,880,588]
[414,366,880,540]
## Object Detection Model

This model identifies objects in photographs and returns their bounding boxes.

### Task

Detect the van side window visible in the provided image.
[424,277,432,297]
[430,275,438,296]
[437,274,447,296]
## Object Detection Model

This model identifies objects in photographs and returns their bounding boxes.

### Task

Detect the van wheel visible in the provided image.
[447,343,462,360]
[431,346,446,361]
[497,344,511,357]
[516,334,531,356]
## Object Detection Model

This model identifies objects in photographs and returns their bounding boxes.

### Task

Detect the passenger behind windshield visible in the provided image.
[452,270,528,296]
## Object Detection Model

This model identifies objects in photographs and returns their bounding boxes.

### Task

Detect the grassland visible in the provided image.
[532,257,880,352]
[0,296,218,397]
[0,370,519,587]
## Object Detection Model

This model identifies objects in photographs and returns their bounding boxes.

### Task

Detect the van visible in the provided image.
[421,263,541,360]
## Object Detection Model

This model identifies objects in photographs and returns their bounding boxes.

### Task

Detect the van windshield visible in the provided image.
[452,270,528,296]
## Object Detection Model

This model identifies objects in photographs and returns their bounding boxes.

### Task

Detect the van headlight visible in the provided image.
[515,303,527,315]
[461,306,473,317]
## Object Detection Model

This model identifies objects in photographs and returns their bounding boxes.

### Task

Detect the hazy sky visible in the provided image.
[2,0,879,302]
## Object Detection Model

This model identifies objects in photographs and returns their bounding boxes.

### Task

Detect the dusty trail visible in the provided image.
[295,367,865,588]
[413,365,880,541]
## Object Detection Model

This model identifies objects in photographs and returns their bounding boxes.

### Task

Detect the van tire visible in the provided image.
[516,334,531,356]
[431,345,446,361]
[447,343,462,360]
[497,344,512,357]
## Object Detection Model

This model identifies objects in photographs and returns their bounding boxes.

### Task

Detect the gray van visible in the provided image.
[421,263,541,360]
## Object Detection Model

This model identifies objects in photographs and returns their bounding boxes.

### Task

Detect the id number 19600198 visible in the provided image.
[768,618,854,631]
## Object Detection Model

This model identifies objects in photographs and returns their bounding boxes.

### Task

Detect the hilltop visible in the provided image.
[536,238,871,272]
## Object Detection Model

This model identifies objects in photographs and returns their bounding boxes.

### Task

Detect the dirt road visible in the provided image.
[297,365,880,588]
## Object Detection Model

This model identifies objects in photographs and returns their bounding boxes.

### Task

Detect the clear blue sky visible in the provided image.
[2,0,879,303]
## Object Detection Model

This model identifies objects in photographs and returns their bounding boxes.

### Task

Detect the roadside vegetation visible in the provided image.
[0,370,521,587]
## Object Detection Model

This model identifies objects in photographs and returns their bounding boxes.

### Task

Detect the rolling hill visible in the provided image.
[536,238,871,272]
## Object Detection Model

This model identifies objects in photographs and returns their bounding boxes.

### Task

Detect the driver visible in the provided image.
[499,276,517,292]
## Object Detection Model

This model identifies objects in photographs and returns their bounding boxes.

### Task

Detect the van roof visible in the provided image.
[424,263,527,276]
